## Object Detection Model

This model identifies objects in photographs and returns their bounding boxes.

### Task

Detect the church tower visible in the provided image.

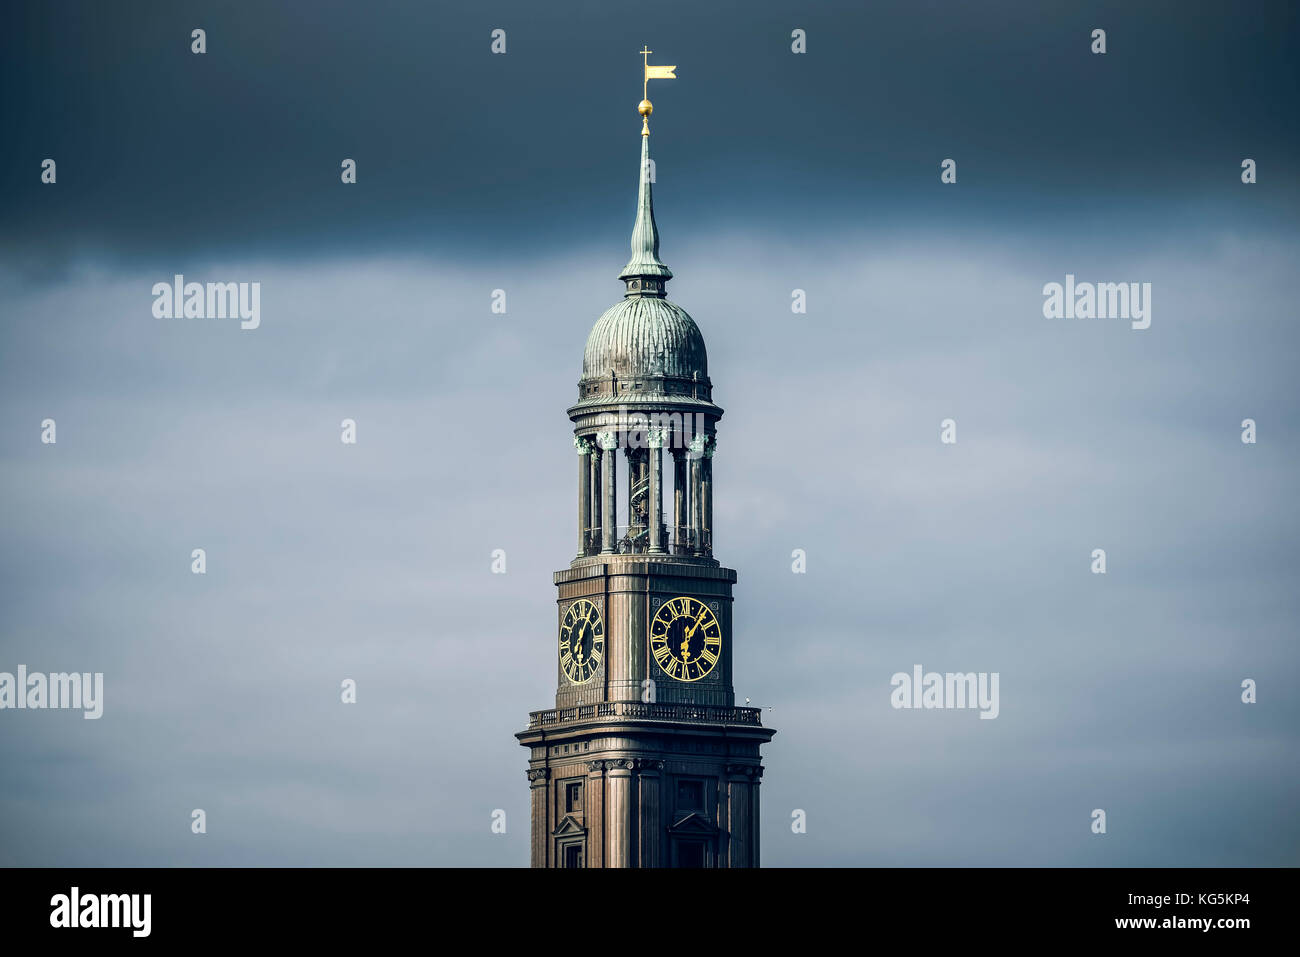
[516,60,775,868]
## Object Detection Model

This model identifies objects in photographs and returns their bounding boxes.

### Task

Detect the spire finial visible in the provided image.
[639,47,676,136]
[620,51,676,292]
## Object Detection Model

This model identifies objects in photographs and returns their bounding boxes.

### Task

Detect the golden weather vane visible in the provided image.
[637,46,676,134]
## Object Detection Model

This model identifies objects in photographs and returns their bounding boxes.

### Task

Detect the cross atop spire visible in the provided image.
[640,47,654,100]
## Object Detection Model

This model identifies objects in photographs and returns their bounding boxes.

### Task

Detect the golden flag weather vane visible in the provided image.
[638,46,676,134]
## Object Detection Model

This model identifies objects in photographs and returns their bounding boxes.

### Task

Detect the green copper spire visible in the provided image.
[619,114,673,293]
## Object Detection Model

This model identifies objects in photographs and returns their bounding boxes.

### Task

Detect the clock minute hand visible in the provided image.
[684,608,708,640]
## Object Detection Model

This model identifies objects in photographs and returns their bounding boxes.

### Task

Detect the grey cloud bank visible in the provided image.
[1,229,1295,865]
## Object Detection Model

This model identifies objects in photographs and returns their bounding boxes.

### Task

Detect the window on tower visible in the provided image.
[566,781,583,813]
[676,779,704,810]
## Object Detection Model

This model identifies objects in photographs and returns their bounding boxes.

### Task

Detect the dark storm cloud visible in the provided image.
[1,0,1297,267]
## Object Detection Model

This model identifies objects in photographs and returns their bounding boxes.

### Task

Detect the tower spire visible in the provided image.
[621,49,676,293]
[517,60,775,868]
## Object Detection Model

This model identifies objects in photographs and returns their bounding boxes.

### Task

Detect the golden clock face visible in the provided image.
[560,599,604,684]
[650,596,721,682]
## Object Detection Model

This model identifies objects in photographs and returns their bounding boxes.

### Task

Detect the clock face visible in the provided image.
[560,599,604,684]
[650,596,722,682]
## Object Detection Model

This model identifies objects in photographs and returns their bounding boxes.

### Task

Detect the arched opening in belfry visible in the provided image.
[575,428,712,558]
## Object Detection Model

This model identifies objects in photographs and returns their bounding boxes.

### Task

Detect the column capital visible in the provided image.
[724,763,763,780]
[527,767,550,785]
[687,433,707,457]
[597,431,618,451]
[703,434,717,458]
[646,427,665,449]
[586,760,606,773]
[574,436,593,454]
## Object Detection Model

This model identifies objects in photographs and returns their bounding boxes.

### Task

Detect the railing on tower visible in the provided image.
[528,700,763,729]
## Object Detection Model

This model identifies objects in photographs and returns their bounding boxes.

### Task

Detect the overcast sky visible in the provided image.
[1,0,1297,866]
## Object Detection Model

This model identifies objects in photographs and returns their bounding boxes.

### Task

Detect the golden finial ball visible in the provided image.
[638,99,653,117]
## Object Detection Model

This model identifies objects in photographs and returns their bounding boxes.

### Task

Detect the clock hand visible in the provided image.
[684,608,708,640]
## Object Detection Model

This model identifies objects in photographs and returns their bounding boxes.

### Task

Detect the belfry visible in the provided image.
[516,56,775,868]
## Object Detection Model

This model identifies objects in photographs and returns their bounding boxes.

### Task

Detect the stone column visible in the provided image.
[647,429,664,554]
[701,435,715,555]
[724,764,754,867]
[575,437,591,557]
[636,759,664,867]
[586,761,606,868]
[606,759,635,868]
[527,767,550,868]
[716,766,731,866]
[589,443,602,549]
[672,446,687,553]
[688,434,705,554]
[598,431,617,554]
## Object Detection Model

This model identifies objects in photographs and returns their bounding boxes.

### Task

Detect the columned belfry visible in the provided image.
[517,55,775,868]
